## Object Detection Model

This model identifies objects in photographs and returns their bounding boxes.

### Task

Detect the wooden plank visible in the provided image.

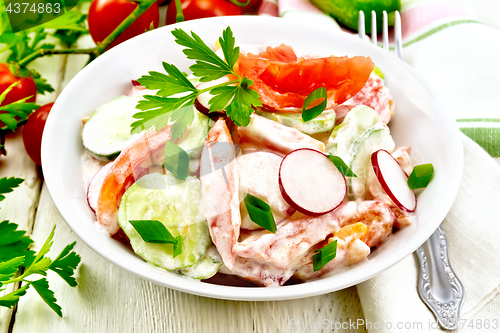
[12,185,366,333]
[0,131,41,333]
[0,34,66,332]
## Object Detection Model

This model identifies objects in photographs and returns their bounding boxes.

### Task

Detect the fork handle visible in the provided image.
[415,226,465,330]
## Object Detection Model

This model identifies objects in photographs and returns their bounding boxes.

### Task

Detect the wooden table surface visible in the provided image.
[0,33,367,333]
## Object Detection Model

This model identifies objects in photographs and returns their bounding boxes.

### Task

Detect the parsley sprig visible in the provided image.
[0,81,39,133]
[0,177,81,317]
[131,27,262,140]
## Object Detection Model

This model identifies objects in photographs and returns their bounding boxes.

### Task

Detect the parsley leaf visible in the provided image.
[0,283,30,308]
[172,28,233,82]
[132,95,196,140]
[31,278,62,317]
[132,26,264,139]
[0,257,24,286]
[0,177,24,201]
[0,220,34,262]
[219,26,240,68]
[138,62,197,97]
[48,242,81,287]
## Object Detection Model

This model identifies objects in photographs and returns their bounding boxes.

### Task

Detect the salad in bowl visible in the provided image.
[79,26,432,287]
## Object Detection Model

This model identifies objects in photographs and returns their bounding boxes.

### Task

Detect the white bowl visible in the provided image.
[42,16,463,301]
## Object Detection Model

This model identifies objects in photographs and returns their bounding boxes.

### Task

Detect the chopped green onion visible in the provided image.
[328,155,357,177]
[243,193,277,233]
[128,220,182,257]
[163,140,189,181]
[302,87,327,122]
[313,240,337,272]
[373,66,384,79]
[173,236,183,258]
[407,163,434,189]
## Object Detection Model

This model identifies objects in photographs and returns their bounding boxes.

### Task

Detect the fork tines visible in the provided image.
[358,10,403,59]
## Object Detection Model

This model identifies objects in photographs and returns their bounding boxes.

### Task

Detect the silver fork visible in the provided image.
[358,10,465,330]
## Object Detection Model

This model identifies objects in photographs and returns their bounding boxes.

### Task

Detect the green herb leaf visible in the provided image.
[327,155,357,177]
[243,194,277,233]
[0,177,24,201]
[0,101,39,132]
[163,140,190,180]
[0,283,30,308]
[302,87,327,122]
[24,226,56,276]
[31,278,62,317]
[219,26,240,68]
[172,28,233,82]
[173,236,183,258]
[131,94,196,139]
[0,257,24,285]
[137,62,197,97]
[225,80,261,126]
[49,242,81,288]
[0,221,34,262]
[313,240,337,272]
[407,163,434,190]
[128,220,178,244]
[32,76,55,95]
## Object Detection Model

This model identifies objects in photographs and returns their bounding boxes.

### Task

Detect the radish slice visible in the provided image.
[371,149,416,212]
[87,162,113,214]
[278,148,346,216]
[195,77,230,116]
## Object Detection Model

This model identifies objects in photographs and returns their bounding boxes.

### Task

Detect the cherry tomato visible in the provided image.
[88,0,160,49]
[166,0,242,25]
[0,64,36,106]
[22,102,53,166]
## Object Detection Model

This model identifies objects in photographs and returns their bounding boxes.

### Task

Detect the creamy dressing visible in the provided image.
[80,45,415,287]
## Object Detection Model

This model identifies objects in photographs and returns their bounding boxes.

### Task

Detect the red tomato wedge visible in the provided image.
[234,44,374,112]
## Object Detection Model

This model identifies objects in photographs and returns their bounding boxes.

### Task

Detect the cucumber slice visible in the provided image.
[180,246,223,279]
[346,123,395,200]
[327,105,380,157]
[176,111,211,159]
[118,173,210,270]
[82,96,143,160]
[256,110,336,135]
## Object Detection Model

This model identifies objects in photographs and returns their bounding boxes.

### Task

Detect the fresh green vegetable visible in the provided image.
[163,141,190,181]
[131,26,262,139]
[180,246,223,279]
[118,173,210,270]
[0,177,81,317]
[302,87,327,122]
[313,240,337,272]
[346,123,395,200]
[256,109,336,135]
[328,155,357,177]
[243,193,277,233]
[407,163,434,189]
[82,96,144,159]
[309,0,400,33]
[128,220,183,258]
[327,105,381,157]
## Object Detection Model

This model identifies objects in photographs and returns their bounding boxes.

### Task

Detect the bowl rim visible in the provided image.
[42,15,464,301]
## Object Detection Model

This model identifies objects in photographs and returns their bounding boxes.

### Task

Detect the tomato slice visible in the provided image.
[235,45,374,112]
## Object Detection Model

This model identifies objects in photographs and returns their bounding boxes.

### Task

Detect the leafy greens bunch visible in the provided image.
[131,27,262,140]
[0,177,81,317]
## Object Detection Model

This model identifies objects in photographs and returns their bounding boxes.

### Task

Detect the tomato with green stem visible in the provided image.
[166,0,242,25]
[88,0,160,49]
[22,102,53,166]
[0,64,36,107]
